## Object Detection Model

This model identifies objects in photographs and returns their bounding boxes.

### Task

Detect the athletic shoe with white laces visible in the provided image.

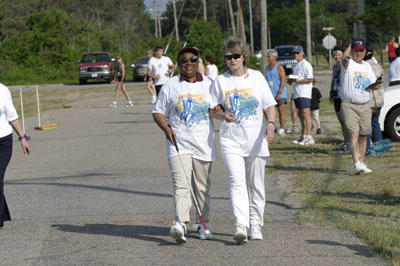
[197,223,213,240]
[250,224,263,240]
[277,128,286,136]
[125,101,133,107]
[108,102,117,108]
[293,135,304,144]
[233,224,248,244]
[170,221,187,244]
[354,162,372,175]
[299,136,315,145]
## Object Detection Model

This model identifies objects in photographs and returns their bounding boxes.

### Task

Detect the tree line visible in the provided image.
[0,0,399,85]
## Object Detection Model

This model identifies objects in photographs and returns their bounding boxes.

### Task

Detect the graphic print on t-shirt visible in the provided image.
[176,93,209,128]
[223,88,258,124]
[354,71,371,91]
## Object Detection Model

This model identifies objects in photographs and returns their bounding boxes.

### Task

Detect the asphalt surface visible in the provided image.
[0,86,386,265]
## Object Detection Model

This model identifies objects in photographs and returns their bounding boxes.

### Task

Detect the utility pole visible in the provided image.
[227,0,236,36]
[305,0,312,63]
[249,0,254,53]
[203,0,207,21]
[158,8,162,38]
[153,0,158,37]
[261,0,268,76]
[172,0,179,41]
[236,0,246,43]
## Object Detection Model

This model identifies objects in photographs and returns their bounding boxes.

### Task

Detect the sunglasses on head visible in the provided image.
[180,56,198,63]
[224,54,242,60]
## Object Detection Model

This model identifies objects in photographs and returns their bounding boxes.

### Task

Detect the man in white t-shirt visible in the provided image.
[147,46,176,96]
[152,47,217,244]
[340,39,378,175]
[287,45,314,145]
[388,47,400,86]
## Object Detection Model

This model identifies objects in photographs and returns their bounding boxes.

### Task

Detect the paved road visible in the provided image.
[0,88,386,265]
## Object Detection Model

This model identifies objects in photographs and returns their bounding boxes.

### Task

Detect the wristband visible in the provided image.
[18,134,28,141]
[268,121,275,126]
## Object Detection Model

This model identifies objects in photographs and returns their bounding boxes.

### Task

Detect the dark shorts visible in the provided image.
[389,80,400,86]
[275,98,287,106]
[333,97,342,113]
[155,85,163,96]
[117,76,125,83]
[294,97,311,109]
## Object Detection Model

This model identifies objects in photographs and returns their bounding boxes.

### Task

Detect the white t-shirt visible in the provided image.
[389,57,400,82]
[292,59,313,99]
[0,83,19,138]
[339,58,376,104]
[152,74,217,161]
[206,64,218,80]
[210,69,276,157]
[148,56,174,86]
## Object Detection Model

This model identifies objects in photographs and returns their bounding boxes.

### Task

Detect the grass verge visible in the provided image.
[269,99,400,265]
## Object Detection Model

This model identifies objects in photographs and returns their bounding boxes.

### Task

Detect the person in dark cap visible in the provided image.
[287,45,314,145]
[152,47,217,243]
[339,39,379,174]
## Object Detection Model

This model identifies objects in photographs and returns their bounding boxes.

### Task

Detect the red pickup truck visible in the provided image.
[77,52,115,84]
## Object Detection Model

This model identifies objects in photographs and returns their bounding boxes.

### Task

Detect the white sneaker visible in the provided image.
[354,162,372,175]
[108,102,117,108]
[250,224,263,240]
[293,127,300,134]
[233,224,248,244]
[277,128,286,136]
[293,135,304,144]
[125,101,133,107]
[198,224,212,240]
[150,95,157,104]
[299,136,315,145]
[170,221,187,244]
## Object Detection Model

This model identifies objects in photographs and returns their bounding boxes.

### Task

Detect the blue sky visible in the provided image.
[144,0,168,13]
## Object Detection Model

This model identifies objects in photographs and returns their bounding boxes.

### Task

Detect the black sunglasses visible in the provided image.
[224,54,242,60]
[292,52,300,55]
[180,56,198,63]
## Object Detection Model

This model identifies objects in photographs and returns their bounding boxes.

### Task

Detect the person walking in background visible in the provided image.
[389,48,400,86]
[288,45,314,145]
[210,36,276,244]
[340,39,378,174]
[364,43,384,151]
[330,47,349,151]
[0,83,30,228]
[145,50,157,104]
[386,37,399,63]
[266,49,287,136]
[152,47,217,243]
[204,55,219,81]
[108,55,133,107]
[311,79,322,135]
[147,46,176,96]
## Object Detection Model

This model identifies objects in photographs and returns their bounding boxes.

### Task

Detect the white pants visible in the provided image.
[168,154,212,224]
[222,154,267,228]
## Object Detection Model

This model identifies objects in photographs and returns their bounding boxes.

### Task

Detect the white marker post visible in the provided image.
[35,85,41,128]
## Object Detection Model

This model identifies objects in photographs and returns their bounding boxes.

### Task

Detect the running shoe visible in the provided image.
[108,102,117,108]
[293,135,304,144]
[250,224,263,240]
[316,128,322,134]
[170,221,187,244]
[354,162,372,175]
[277,128,286,136]
[125,101,133,107]
[233,224,248,244]
[339,143,350,151]
[299,136,315,145]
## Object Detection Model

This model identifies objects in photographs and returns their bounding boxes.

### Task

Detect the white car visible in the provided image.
[379,84,400,141]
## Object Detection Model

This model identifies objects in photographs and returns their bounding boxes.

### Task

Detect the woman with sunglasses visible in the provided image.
[152,47,217,243]
[108,55,133,107]
[0,83,30,228]
[210,36,276,244]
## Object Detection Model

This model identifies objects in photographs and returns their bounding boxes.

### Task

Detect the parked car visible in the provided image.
[131,57,150,82]
[77,52,114,85]
[379,84,400,141]
[275,45,299,75]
